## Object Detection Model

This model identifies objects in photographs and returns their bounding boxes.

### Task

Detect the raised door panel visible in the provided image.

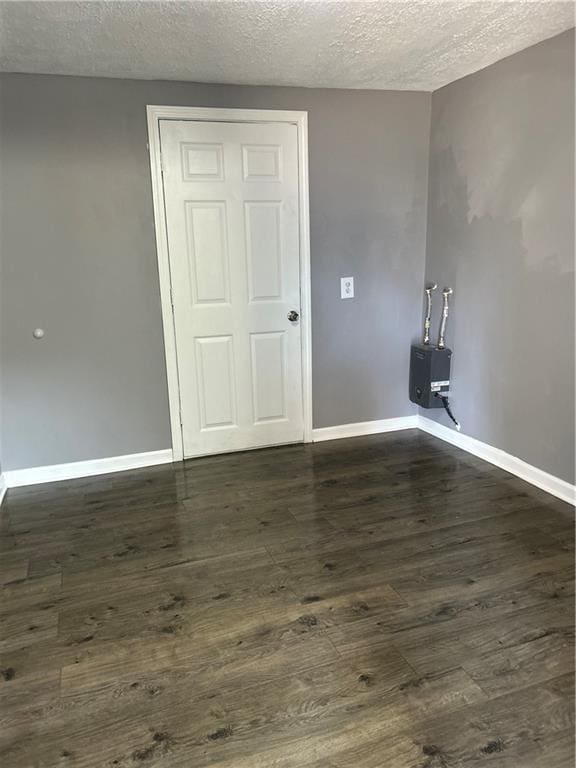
[181,142,225,181]
[250,331,287,423]
[245,202,283,302]
[185,202,230,305]
[242,144,282,182]
[195,336,237,430]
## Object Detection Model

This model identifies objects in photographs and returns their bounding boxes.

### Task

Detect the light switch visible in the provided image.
[340,277,354,299]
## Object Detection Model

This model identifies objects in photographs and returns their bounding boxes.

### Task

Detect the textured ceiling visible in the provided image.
[0,1,573,91]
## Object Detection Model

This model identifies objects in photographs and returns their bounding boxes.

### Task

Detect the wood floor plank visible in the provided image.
[391,597,574,676]
[463,629,575,697]
[0,552,29,586]
[404,674,574,767]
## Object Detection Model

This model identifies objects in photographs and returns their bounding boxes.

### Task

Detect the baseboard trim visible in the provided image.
[4,418,574,506]
[4,449,174,489]
[418,416,575,506]
[312,416,419,442]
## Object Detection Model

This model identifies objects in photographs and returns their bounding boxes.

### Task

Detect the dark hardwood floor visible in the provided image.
[0,430,574,767]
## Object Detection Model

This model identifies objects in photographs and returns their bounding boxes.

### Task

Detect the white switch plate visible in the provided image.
[340,277,354,299]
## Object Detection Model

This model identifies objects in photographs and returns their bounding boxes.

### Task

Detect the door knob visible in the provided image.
[287,310,299,322]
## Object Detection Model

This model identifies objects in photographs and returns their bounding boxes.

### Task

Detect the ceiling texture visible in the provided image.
[0,1,573,91]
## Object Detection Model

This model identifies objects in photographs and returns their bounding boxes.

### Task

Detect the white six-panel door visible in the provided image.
[160,119,304,458]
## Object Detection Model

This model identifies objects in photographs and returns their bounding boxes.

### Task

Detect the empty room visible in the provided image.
[0,1,574,766]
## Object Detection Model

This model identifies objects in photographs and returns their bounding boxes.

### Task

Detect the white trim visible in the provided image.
[3,450,173,489]
[146,106,313,458]
[418,416,575,506]
[2,419,573,505]
[147,107,184,461]
[312,416,419,442]
[297,113,313,444]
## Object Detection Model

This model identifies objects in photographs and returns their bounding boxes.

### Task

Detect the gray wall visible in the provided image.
[3,30,572,481]
[425,30,575,483]
[0,75,431,470]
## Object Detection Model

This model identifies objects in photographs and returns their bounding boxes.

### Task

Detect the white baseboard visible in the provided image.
[313,414,574,505]
[312,415,419,442]
[418,416,575,506]
[4,449,173,489]
[3,417,574,507]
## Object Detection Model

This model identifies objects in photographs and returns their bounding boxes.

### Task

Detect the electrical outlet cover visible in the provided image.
[340,277,354,299]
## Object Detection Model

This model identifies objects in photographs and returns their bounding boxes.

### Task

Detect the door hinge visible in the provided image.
[169,287,174,307]
[160,152,165,175]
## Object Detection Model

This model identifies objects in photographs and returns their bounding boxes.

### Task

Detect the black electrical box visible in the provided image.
[409,344,452,408]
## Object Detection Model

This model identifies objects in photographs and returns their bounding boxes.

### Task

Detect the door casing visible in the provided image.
[147,106,312,461]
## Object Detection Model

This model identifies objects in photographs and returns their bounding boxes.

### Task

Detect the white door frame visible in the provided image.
[147,105,313,461]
